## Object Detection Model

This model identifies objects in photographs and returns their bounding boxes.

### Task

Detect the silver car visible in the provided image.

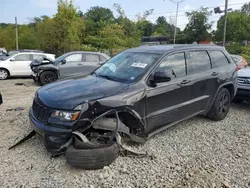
[30,51,110,85]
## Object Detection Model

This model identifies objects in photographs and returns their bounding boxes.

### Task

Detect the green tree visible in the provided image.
[84,6,115,23]
[99,24,125,55]
[50,0,84,54]
[241,2,250,15]
[184,7,213,43]
[18,25,38,49]
[0,25,16,50]
[153,16,169,36]
[215,11,250,42]
[113,4,140,47]
[84,6,115,42]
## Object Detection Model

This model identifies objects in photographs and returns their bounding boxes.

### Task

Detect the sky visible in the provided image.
[1,0,249,30]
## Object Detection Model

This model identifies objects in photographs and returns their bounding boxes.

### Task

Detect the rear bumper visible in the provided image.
[235,88,250,100]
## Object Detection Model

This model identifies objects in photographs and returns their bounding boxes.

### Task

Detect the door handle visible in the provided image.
[212,72,219,76]
[77,63,83,66]
[178,80,191,87]
[180,80,191,84]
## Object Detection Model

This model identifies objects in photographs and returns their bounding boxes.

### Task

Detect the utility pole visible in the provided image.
[15,17,18,50]
[169,0,185,44]
[214,0,231,46]
[223,0,228,46]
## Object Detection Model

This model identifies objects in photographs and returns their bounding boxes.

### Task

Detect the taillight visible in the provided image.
[236,65,241,71]
[242,57,248,68]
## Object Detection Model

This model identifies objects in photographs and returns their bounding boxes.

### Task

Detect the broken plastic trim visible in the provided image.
[8,130,36,150]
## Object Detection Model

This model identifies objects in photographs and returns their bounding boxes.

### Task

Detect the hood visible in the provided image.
[238,67,250,77]
[30,57,55,68]
[37,75,129,110]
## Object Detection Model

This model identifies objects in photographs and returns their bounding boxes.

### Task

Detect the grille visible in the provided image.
[32,100,53,123]
[238,77,250,86]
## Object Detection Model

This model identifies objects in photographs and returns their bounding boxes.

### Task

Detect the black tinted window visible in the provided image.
[209,51,229,68]
[187,51,211,74]
[156,53,186,78]
[14,54,30,61]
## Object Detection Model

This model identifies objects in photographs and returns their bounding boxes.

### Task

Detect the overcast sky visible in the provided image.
[1,0,249,30]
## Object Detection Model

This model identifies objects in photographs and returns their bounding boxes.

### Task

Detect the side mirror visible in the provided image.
[153,71,171,83]
[61,59,66,64]
[10,57,15,61]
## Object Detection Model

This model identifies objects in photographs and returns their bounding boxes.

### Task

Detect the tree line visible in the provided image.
[0,0,250,57]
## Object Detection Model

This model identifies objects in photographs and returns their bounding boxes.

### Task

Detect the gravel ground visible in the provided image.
[0,78,249,188]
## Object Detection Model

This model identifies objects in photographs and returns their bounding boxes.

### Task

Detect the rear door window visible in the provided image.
[85,54,99,62]
[32,54,45,60]
[14,54,31,61]
[209,51,229,68]
[187,51,211,74]
[156,52,186,79]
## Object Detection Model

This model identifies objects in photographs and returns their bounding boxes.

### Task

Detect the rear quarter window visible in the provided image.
[209,51,229,68]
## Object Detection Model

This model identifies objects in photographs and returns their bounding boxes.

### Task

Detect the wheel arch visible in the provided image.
[207,82,235,113]
[0,67,10,77]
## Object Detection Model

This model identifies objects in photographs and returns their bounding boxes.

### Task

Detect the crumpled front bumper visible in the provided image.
[29,108,73,155]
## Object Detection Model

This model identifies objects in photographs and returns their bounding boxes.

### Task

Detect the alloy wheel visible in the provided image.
[218,92,230,116]
[0,70,8,80]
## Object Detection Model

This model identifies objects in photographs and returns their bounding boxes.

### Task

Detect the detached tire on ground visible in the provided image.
[207,87,231,121]
[65,141,119,169]
[40,71,57,85]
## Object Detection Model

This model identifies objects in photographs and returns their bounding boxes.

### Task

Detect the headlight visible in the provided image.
[51,110,80,121]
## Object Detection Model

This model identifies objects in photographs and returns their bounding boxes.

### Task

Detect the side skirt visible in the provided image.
[148,110,205,138]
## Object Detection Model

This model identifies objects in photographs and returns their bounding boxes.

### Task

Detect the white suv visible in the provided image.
[0,52,55,80]
[235,66,250,102]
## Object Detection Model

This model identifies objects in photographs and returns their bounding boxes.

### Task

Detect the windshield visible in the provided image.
[8,51,18,56]
[55,53,68,63]
[94,52,161,83]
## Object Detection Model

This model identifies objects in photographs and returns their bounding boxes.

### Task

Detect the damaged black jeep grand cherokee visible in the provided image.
[29,45,238,157]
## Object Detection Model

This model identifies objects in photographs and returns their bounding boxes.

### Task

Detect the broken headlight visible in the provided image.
[51,110,80,121]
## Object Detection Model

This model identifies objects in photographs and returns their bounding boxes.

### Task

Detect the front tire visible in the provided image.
[0,69,9,80]
[40,71,57,85]
[207,88,231,121]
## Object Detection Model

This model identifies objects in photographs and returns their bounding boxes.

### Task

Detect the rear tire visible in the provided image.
[40,71,57,85]
[0,69,9,80]
[207,88,231,121]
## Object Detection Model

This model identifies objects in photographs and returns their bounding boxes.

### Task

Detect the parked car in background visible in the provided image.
[0,48,8,60]
[0,52,55,80]
[30,51,110,85]
[231,54,248,70]
[234,66,250,102]
[7,49,44,57]
[0,49,45,60]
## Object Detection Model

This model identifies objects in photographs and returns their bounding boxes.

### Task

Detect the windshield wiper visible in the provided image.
[97,74,115,81]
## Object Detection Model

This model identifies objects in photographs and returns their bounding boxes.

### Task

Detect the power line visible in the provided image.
[126,2,246,17]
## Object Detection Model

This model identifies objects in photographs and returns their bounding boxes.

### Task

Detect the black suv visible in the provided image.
[29,44,238,154]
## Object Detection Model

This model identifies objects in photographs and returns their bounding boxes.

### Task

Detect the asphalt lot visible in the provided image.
[0,78,249,188]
